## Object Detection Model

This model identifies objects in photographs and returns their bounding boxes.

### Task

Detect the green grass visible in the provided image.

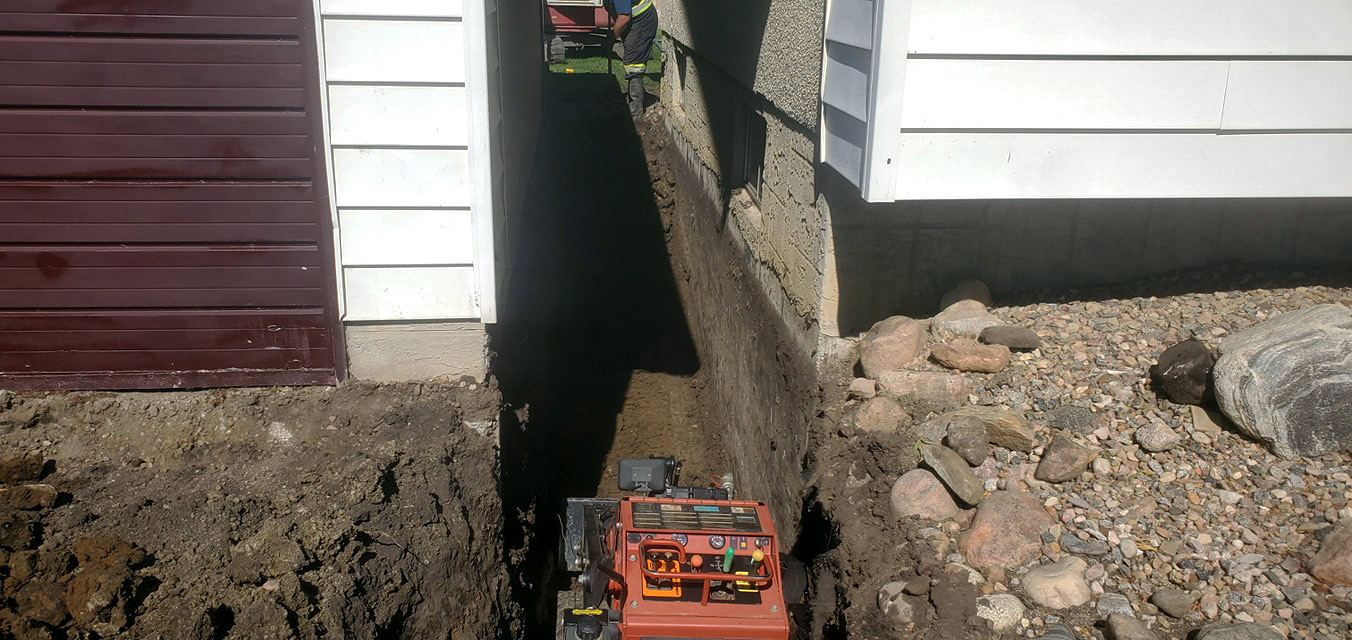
[549,41,662,93]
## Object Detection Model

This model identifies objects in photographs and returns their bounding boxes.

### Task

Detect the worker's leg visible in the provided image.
[622,9,658,117]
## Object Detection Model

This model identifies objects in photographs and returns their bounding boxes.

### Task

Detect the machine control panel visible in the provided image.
[622,499,779,607]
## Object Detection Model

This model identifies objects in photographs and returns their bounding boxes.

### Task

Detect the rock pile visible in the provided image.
[833,274,1352,639]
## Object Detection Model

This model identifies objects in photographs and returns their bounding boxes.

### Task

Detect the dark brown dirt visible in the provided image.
[596,371,724,499]
[0,381,517,640]
[807,368,1005,639]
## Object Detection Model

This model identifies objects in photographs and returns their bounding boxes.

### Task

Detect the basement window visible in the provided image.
[739,106,767,205]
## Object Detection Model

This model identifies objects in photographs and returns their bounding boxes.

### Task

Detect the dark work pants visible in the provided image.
[622,9,658,116]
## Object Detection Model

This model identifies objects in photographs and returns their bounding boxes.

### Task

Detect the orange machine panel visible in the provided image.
[611,496,790,639]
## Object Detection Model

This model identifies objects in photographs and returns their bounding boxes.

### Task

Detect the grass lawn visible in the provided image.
[549,39,662,93]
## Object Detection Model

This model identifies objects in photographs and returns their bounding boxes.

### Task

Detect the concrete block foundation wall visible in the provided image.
[661,38,834,364]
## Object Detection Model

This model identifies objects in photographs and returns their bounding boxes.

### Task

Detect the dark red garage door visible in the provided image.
[0,1,343,390]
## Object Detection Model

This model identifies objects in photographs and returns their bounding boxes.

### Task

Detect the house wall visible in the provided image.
[823,0,1352,201]
[663,7,1352,344]
[316,0,541,381]
[658,0,824,130]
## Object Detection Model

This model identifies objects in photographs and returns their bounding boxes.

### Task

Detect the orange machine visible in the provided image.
[559,458,802,640]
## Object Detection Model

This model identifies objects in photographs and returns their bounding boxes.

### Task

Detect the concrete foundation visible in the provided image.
[345,322,488,382]
[654,121,818,541]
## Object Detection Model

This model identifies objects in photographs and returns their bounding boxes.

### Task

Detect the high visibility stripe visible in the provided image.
[632,0,653,17]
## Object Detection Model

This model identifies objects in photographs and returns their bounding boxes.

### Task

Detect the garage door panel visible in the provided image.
[0,36,303,64]
[0,0,341,389]
[0,157,314,179]
[0,86,306,109]
[0,13,301,36]
[5,223,319,244]
[0,110,310,136]
[0,288,328,310]
[0,182,315,202]
[1,327,330,353]
[0,62,306,89]
[1,200,317,223]
[0,135,312,159]
[0,246,323,269]
[0,268,324,291]
[0,348,334,374]
[1,1,301,17]
[0,308,331,331]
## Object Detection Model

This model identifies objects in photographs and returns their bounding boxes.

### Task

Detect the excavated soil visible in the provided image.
[0,382,516,640]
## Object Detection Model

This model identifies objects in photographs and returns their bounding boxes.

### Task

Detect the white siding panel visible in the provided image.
[323,19,465,83]
[1222,61,1352,130]
[332,148,470,208]
[338,209,474,266]
[329,85,468,146]
[826,0,875,50]
[900,60,1228,130]
[822,44,872,123]
[321,0,464,18]
[822,106,867,187]
[895,133,1352,199]
[343,267,479,321]
[908,0,1352,56]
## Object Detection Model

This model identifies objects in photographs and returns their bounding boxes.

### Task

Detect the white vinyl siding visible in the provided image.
[906,0,1352,57]
[323,20,466,84]
[343,267,480,321]
[318,4,485,322]
[328,86,469,147]
[337,210,475,266]
[331,149,471,208]
[822,0,1352,201]
[321,0,465,18]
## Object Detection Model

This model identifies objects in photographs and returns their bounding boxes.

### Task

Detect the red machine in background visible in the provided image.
[544,0,612,63]
[559,458,805,640]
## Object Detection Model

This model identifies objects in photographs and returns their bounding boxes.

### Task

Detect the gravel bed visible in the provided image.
[956,270,1352,638]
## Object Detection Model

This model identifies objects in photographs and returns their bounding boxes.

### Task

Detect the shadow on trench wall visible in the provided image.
[489,72,699,637]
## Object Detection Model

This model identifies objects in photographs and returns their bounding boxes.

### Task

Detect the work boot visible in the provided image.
[627,75,644,117]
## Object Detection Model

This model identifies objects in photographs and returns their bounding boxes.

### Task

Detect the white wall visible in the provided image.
[318,0,483,321]
[823,0,1352,201]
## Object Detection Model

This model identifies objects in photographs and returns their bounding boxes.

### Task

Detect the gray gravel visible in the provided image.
[936,271,1352,638]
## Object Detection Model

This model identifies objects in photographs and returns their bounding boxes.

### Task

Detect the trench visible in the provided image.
[490,71,828,638]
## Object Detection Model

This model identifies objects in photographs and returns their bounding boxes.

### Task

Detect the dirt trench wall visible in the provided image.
[641,116,819,543]
[0,382,518,640]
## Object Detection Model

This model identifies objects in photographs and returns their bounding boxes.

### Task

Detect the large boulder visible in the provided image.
[1213,304,1352,458]
[930,342,1011,374]
[932,300,1000,340]
[922,445,984,506]
[943,406,1037,452]
[940,279,992,311]
[859,316,925,379]
[957,491,1054,577]
[877,371,968,413]
[890,469,959,521]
